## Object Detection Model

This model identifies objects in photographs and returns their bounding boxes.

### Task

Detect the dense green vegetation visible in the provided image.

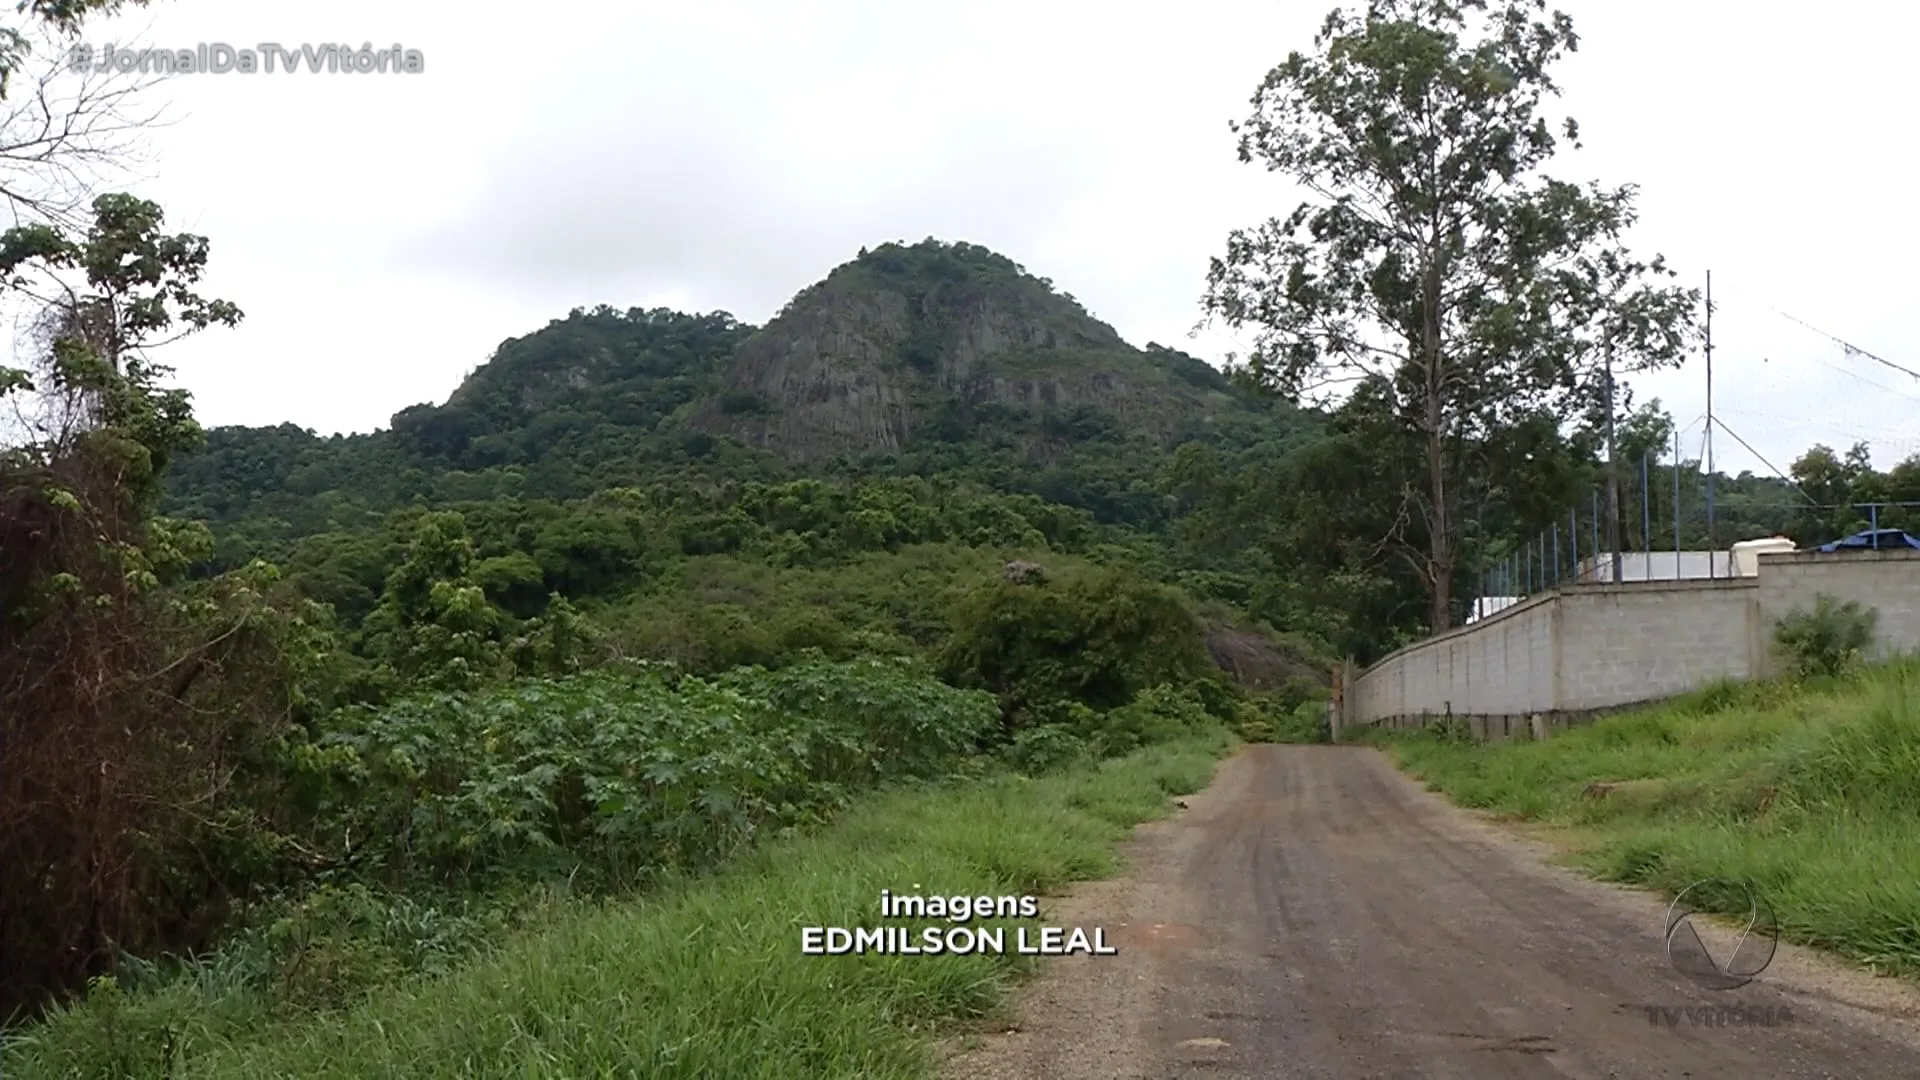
[2,217,1320,1063]
[5,733,1231,1078]
[152,233,1920,674]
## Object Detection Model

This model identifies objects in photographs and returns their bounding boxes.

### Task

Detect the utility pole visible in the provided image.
[1704,270,1716,578]
[1605,325,1622,585]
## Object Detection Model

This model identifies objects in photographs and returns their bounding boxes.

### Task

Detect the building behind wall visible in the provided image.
[1578,537,1796,583]
[1576,550,1734,583]
[1467,596,1521,624]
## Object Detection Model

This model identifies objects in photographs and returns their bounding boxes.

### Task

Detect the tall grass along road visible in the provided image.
[3,734,1230,1078]
[948,743,1920,1079]
[1390,660,1920,983]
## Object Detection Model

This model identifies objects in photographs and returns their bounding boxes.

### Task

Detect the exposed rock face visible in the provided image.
[695,240,1245,461]
[713,282,922,455]
[1001,560,1048,585]
[1203,627,1327,690]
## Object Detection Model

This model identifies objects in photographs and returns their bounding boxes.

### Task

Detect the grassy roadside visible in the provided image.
[5,730,1233,1078]
[1364,658,1920,978]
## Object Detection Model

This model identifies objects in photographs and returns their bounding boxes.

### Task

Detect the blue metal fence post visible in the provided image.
[1871,504,1880,548]
[1591,492,1600,580]
[1673,428,1682,578]
[1641,453,1652,564]
[1571,507,1580,581]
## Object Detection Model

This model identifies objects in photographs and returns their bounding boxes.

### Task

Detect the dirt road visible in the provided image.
[945,744,1920,1079]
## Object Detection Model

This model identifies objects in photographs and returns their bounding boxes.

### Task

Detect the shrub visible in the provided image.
[1774,594,1878,679]
[1267,698,1330,744]
[1091,684,1216,757]
[721,656,998,780]
[1013,697,1099,732]
[306,659,1000,890]
[937,565,1209,727]
[1237,715,1276,742]
[1186,672,1248,723]
[1001,725,1090,774]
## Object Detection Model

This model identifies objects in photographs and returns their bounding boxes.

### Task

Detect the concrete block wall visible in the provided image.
[1754,550,1920,674]
[1552,580,1760,710]
[1345,594,1556,723]
[1341,549,1920,734]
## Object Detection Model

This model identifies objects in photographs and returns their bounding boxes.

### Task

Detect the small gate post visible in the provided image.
[1328,661,1346,742]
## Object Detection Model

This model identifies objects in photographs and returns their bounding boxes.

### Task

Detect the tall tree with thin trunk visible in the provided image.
[1202,0,1696,633]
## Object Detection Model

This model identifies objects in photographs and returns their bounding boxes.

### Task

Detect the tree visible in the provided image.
[1788,442,1871,543]
[1,193,242,503]
[1202,0,1697,632]
[362,511,513,691]
[0,2,163,226]
[0,191,297,1018]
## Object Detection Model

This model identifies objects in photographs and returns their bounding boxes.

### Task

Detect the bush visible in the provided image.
[1265,698,1330,743]
[304,659,1001,890]
[1237,717,1276,742]
[720,656,998,779]
[1018,697,1099,733]
[1091,684,1216,757]
[1775,594,1878,679]
[937,565,1210,726]
[1186,672,1248,723]
[1001,725,1090,774]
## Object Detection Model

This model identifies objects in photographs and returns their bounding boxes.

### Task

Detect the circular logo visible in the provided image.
[1664,879,1777,990]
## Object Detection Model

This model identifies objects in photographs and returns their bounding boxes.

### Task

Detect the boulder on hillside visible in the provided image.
[1001,560,1048,585]
[1203,627,1326,691]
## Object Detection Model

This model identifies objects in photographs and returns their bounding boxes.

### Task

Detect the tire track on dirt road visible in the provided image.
[944,744,1920,1079]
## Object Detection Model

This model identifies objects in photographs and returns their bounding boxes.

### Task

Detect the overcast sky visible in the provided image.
[45,0,1920,479]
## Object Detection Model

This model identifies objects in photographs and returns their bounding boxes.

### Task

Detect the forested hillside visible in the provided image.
[155,240,1339,680]
[7,234,1356,1037]
[159,237,1918,681]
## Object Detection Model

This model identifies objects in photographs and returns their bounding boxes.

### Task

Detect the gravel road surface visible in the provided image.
[944,744,1920,1079]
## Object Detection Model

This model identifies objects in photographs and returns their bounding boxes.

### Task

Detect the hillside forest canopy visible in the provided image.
[1,0,1915,1051]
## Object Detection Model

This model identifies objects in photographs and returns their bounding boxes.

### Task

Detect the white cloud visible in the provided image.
[47,0,1920,479]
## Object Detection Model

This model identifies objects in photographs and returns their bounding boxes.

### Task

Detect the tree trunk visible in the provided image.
[1422,266,1453,635]
[1426,411,1453,633]
[1604,346,1623,583]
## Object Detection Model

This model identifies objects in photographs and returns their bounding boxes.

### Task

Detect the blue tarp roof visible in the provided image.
[1815,529,1920,552]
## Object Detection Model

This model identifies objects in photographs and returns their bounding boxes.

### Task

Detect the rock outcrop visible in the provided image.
[695,239,1250,461]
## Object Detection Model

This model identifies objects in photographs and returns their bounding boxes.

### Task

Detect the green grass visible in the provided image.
[1370,658,1920,978]
[3,730,1233,1078]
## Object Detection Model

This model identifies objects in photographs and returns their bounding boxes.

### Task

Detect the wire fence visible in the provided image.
[1455,284,1920,624]
[1466,448,1920,623]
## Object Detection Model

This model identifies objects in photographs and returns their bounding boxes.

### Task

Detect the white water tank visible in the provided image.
[1731,536,1795,577]
[1467,596,1521,624]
